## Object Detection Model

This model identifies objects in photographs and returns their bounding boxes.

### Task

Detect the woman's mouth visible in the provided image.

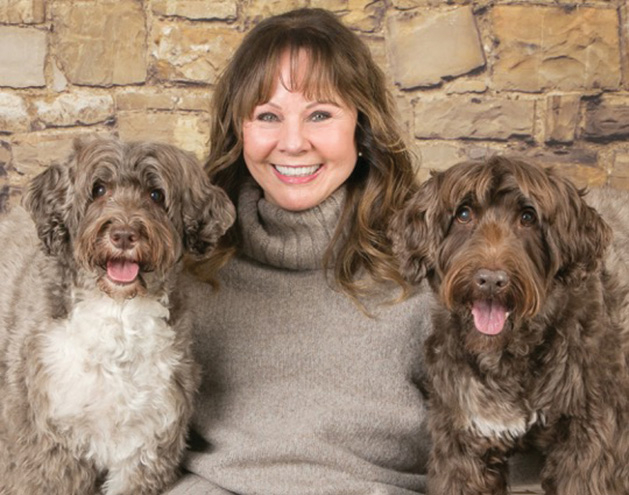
[272,164,323,183]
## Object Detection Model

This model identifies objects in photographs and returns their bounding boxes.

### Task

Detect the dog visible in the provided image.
[0,137,235,495]
[389,156,629,495]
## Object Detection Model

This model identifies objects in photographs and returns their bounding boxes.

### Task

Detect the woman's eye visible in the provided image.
[520,207,537,227]
[92,183,107,199]
[150,189,165,205]
[256,112,279,123]
[310,111,331,122]
[455,205,474,224]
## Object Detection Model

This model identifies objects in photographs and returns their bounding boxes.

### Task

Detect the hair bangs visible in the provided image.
[234,41,345,126]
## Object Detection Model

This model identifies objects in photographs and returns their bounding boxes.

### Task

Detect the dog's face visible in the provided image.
[23,137,235,299]
[390,157,612,348]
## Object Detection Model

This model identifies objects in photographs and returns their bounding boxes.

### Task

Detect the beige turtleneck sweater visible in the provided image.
[167,181,434,494]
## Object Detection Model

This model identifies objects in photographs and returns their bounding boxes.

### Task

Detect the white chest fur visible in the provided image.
[460,377,534,441]
[40,292,183,468]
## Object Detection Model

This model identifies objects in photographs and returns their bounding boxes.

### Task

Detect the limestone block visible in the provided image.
[244,0,304,21]
[0,140,11,185]
[52,0,147,86]
[33,92,114,128]
[117,111,210,161]
[583,96,629,141]
[621,3,629,91]
[342,0,384,33]
[152,22,243,84]
[492,5,621,92]
[115,88,212,112]
[417,142,466,175]
[445,78,488,94]
[414,96,534,141]
[51,60,69,92]
[151,0,237,20]
[116,89,178,112]
[177,90,213,111]
[523,148,604,189]
[611,152,629,190]
[0,0,45,23]
[362,35,388,77]
[545,94,580,144]
[310,0,348,10]
[0,26,46,88]
[11,129,113,178]
[390,0,442,8]
[386,7,485,89]
[0,140,13,213]
[0,93,29,133]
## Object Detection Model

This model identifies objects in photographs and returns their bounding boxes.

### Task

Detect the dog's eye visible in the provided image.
[520,208,537,227]
[150,189,165,205]
[92,183,107,199]
[455,205,474,224]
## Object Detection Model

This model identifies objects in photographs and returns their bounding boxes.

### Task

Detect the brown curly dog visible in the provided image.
[389,156,629,495]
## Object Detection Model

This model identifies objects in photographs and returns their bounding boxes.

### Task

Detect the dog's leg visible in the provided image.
[541,414,627,495]
[0,434,98,495]
[427,409,511,495]
[101,429,186,495]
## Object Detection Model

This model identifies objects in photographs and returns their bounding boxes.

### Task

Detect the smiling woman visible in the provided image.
[175,7,435,495]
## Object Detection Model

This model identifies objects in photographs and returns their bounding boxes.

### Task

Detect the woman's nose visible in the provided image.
[277,120,309,154]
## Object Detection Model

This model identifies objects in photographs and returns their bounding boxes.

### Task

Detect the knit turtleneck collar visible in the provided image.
[237,179,346,271]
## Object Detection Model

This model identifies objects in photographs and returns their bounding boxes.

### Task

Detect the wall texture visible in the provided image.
[1,0,629,212]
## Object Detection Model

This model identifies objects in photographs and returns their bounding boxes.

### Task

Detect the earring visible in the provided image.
[358,151,363,157]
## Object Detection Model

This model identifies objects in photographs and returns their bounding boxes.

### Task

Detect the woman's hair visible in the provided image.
[203,7,419,302]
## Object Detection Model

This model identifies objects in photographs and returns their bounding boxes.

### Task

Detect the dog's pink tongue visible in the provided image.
[106,260,140,284]
[472,300,508,335]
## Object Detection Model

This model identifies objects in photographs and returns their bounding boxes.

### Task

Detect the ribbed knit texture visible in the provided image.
[167,182,434,495]
[239,179,344,271]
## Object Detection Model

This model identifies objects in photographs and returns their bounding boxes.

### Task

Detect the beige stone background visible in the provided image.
[2,0,629,213]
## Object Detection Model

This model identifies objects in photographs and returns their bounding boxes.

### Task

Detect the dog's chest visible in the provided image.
[40,294,183,464]
[459,376,537,442]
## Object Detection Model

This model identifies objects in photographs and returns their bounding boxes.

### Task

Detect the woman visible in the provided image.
[169,8,433,494]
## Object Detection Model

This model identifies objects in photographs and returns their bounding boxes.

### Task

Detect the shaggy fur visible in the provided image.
[389,156,629,495]
[0,137,235,495]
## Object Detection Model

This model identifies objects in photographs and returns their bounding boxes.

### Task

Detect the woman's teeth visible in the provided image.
[274,164,321,177]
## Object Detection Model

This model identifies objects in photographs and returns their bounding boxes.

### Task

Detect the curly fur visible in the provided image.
[0,137,235,495]
[389,156,629,495]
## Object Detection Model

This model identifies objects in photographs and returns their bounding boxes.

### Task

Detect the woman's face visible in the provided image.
[242,51,358,211]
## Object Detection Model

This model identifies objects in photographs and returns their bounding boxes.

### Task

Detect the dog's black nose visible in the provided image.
[110,226,138,251]
[474,268,509,295]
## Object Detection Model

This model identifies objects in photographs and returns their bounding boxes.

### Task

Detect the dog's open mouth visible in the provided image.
[471,300,511,335]
[106,259,140,285]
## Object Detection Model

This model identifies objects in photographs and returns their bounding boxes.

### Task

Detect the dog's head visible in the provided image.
[389,156,611,340]
[23,137,235,299]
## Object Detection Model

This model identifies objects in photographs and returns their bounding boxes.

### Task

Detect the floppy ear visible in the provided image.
[22,162,73,257]
[388,173,446,284]
[545,171,612,285]
[182,167,236,258]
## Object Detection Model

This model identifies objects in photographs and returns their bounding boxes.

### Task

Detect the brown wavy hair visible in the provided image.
[201,7,419,303]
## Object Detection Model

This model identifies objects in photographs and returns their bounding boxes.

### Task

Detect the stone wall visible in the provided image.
[2,0,629,211]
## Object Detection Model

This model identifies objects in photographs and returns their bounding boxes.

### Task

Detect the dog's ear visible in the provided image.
[545,171,612,285]
[22,162,73,257]
[183,168,236,258]
[388,173,446,284]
